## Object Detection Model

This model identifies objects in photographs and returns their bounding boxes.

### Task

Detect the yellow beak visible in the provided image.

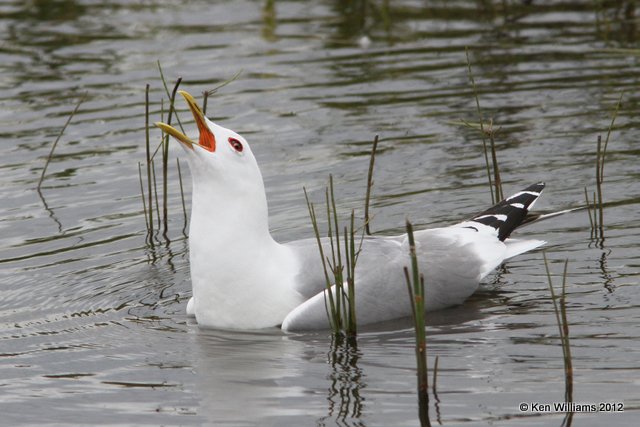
[155,90,217,152]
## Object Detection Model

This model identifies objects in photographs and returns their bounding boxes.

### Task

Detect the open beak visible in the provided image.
[154,90,217,152]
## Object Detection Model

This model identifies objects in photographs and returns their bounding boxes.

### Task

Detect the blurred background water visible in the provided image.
[1,0,639,425]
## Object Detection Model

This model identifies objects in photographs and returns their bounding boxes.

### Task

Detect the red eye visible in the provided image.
[228,137,243,152]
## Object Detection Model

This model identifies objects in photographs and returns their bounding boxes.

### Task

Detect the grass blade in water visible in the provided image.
[404,220,430,427]
[38,93,87,191]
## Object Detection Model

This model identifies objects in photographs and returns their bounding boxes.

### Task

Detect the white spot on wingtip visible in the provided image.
[507,190,540,201]
[510,203,525,209]
[475,214,508,222]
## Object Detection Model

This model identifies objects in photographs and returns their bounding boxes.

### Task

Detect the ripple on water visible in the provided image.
[1,1,640,425]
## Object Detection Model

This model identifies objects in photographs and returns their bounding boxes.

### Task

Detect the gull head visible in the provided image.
[154,90,272,244]
[155,91,265,209]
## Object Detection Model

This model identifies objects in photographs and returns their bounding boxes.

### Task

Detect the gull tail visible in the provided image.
[503,238,546,260]
[466,182,546,241]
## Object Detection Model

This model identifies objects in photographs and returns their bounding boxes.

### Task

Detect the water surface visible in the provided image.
[1,1,639,425]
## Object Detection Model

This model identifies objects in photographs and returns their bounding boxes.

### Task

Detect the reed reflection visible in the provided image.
[320,335,366,427]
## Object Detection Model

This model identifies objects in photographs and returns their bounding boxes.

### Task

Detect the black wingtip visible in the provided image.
[470,182,546,241]
[523,182,545,193]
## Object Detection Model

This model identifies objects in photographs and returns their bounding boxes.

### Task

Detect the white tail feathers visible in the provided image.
[504,239,546,260]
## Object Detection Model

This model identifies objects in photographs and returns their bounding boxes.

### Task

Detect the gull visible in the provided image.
[156,91,547,332]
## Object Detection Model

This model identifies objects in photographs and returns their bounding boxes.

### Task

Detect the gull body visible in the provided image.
[157,91,546,331]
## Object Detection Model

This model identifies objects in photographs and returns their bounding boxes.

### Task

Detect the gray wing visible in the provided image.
[282,227,505,331]
[282,237,332,300]
[284,234,407,299]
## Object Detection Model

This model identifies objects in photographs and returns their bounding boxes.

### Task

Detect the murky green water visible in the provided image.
[1,1,639,425]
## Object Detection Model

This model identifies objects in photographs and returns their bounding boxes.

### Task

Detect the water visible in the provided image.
[1,0,639,425]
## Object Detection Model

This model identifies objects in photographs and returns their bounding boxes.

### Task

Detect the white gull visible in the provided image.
[156,91,546,332]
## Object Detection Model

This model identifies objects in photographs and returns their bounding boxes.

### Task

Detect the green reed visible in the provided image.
[403,220,430,427]
[38,93,87,192]
[202,70,242,115]
[464,47,503,203]
[304,175,363,337]
[151,158,161,232]
[144,84,154,241]
[302,133,374,336]
[585,92,622,242]
[162,76,182,238]
[138,162,149,233]
[139,74,187,246]
[364,134,379,236]
[176,158,188,234]
[543,252,573,427]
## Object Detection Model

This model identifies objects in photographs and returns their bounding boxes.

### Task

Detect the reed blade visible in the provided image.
[145,84,154,240]
[177,158,188,235]
[404,220,431,427]
[364,135,379,235]
[203,70,243,115]
[542,252,574,426]
[465,47,494,204]
[38,93,87,191]
[304,187,338,332]
[600,92,623,179]
[138,162,150,233]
